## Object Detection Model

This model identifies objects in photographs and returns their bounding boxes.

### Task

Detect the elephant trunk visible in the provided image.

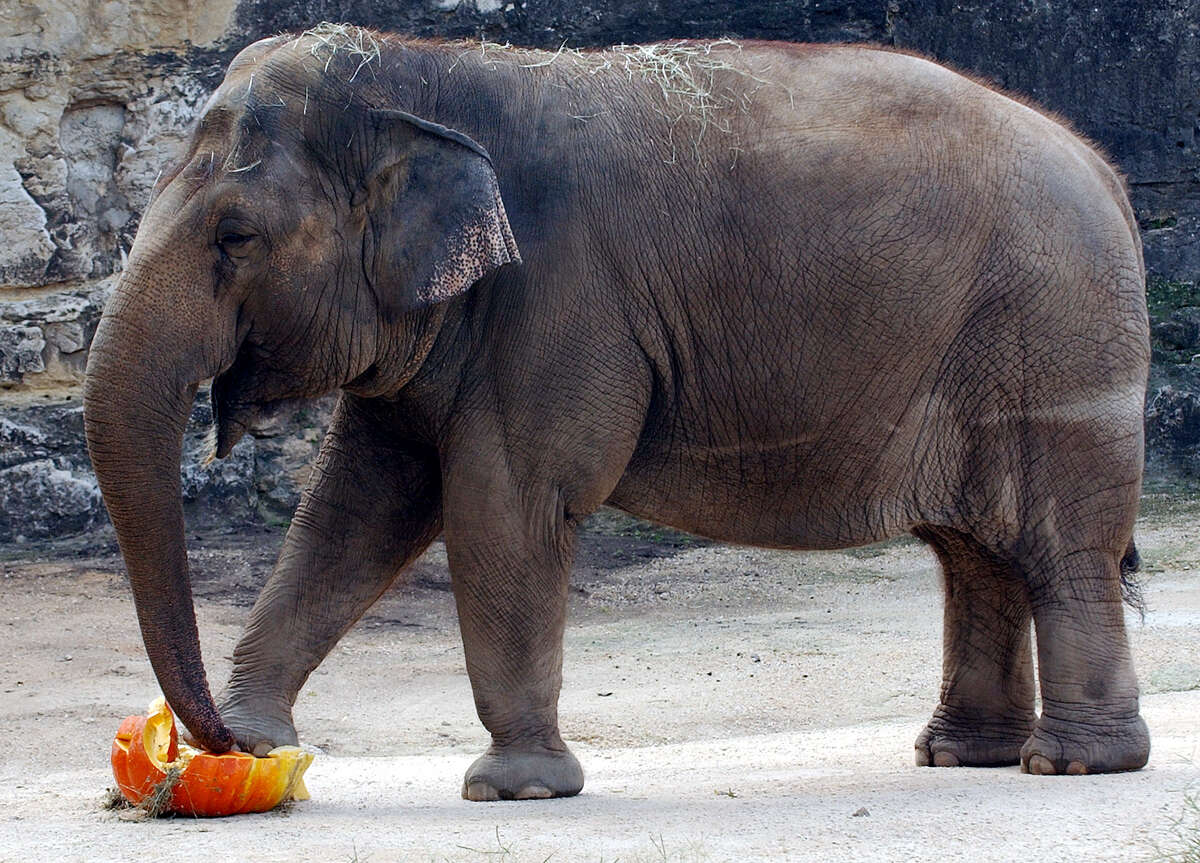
[83,274,237,753]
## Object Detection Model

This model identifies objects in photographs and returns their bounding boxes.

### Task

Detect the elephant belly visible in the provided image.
[605,434,918,551]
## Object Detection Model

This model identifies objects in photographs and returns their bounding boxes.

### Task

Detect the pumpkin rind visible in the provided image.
[110,698,313,816]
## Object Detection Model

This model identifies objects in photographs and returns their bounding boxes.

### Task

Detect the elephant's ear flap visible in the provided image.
[359,109,521,318]
[425,171,520,306]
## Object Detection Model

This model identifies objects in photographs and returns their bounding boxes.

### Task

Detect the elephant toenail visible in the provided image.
[464,781,501,802]
[1026,754,1056,775]
[932,751,961,768]
[514,784,554,800]
[252,741,273,757]
[1066,761,1088,775]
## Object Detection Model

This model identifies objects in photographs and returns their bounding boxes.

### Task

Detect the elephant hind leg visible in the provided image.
[1017,544,1149,775]
[912,525,1037,767]
[994,444,1148,773]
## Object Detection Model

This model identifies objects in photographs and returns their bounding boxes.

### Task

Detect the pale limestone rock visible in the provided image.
[0,0,236,58]
[0,284,109,390]
[0,162,54,286]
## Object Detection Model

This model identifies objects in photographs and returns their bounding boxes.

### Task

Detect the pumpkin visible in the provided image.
[110,697,313,816]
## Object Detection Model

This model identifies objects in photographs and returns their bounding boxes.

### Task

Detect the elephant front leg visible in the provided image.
[443,468,583,801]
[217,396,442,754]
[913,527,1036,767]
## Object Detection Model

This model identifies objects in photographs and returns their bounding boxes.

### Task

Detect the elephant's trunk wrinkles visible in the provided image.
[83,278,237,753]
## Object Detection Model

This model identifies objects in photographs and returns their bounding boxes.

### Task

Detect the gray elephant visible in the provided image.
[84,25,1151,801]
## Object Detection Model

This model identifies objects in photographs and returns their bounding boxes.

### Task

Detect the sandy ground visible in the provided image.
[1,499,1198,863]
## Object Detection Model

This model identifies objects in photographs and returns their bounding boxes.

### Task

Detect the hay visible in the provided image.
[300,22,382,80]
[610,40,749,163]
[139,764,184,818]
[615,42,744,122]
[468,38,779,164]
[287,26,780,164]
[222,140,260,174]
[108,764,185,821]
[474,38,752,114]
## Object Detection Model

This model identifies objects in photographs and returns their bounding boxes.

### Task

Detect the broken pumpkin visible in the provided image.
[111,697,313,816]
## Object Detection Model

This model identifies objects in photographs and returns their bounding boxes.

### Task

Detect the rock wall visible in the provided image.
[2,0,1198,544]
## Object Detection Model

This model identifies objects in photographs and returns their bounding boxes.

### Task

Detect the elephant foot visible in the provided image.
[216,694,299,756]
[915,706,1035,767]
[1019,713,1149,775]
[462,737,584,801]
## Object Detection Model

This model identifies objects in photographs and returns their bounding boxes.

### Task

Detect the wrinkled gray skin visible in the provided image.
[84,29,1151,801]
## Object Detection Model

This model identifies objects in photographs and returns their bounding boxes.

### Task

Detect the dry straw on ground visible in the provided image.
[103,765,184,821]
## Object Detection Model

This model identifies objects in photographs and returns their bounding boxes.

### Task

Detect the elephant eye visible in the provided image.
[217,231,257,256]
[216,212,259,250]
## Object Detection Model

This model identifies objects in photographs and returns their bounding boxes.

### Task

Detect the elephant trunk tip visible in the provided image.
[185,715,238,754]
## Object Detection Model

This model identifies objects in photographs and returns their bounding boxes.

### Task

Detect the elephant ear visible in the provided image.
[356,108,520,318]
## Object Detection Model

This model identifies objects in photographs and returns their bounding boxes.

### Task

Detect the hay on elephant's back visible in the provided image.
[489,38,775,162]
[299,22,383,78]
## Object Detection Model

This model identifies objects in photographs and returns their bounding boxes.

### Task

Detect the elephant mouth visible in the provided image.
[211,390,299,458]
[210,346,303,458]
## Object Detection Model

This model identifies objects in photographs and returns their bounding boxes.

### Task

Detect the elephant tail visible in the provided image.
[1120,539,1145,619]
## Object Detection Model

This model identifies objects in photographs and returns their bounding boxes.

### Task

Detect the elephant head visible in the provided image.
[83,34,519,751]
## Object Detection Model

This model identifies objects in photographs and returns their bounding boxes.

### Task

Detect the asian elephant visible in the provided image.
[83,25,1151,801]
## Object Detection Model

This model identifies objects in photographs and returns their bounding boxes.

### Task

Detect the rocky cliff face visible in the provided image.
[1,0,1197,544]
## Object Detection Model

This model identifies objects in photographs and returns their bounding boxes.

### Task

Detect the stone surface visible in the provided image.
[0,285,107,389]
[0,394,329,545]
[0,325,46,379]
[1147,385,1200,478]
[0,162,55,286]
[0,0,236,58]
[1152,307,1200,353]
[0,457,102,543]
[0,401,100,543]
[1145,216,1200,284]
[2,0,1200,544]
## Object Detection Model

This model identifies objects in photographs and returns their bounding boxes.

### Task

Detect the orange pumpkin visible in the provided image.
[111,697,313,816]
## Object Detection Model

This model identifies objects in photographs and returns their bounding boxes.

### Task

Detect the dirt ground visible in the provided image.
[1,498,1198,863]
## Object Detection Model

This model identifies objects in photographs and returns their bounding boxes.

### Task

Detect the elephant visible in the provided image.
[83,24,1151,802]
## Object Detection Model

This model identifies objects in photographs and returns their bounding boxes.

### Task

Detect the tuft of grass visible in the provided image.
[1137,491,1200,524]
[1153,786,1200,863]
[583,510,700,547]
[1147,275,1200,319]
[455,826,518,858]
[443,830,708,863]
[101,787,132,811]
[646,832,711,862]
[1142,216,1179,231]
